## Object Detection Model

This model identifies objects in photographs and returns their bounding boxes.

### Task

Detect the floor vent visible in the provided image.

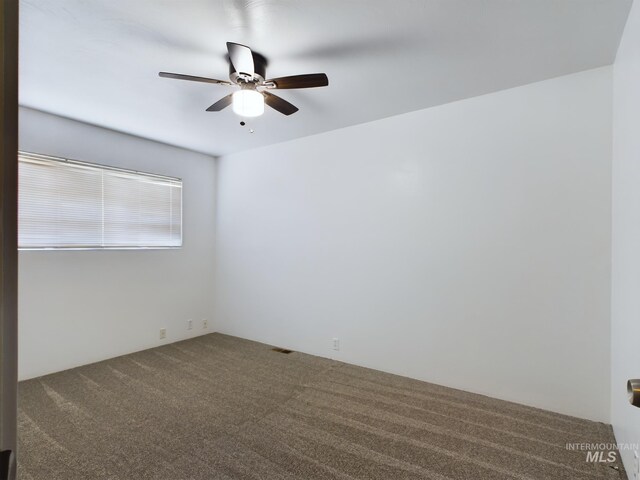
[272,347,294,354]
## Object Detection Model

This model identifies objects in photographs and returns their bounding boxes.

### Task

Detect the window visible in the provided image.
[18,152,182,249]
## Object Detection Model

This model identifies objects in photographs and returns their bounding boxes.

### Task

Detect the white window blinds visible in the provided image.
[18,152,182,249]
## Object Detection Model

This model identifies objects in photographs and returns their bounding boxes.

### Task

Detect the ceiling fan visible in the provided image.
[159,42,328,118]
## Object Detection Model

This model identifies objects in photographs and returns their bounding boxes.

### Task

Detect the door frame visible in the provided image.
[0,0,19,479]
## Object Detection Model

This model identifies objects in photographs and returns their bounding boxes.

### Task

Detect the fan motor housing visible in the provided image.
[229,52,267,85]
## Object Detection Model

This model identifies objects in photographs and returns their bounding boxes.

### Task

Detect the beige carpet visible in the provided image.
[18,333,625,479]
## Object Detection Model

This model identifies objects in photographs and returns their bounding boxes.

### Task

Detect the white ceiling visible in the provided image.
[20,0,632,157]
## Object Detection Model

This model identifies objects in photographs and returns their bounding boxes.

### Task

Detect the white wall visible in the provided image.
[215,67,613,422]
[18,107,216,380]
[611,0,640,474]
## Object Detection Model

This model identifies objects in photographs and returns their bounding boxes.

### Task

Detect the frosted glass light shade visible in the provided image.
[232,90,264,117]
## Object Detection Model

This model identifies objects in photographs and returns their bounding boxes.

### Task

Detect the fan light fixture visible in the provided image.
[159,42,329,117]
[232,90,264,117]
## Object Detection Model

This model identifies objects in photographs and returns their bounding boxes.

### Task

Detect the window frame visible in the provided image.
[18,151,183,251]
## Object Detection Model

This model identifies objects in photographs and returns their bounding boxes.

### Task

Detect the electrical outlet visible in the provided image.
[202,318,208,329]
[332,338,340,351]
[159,328,167,339]
[187,319,193,330]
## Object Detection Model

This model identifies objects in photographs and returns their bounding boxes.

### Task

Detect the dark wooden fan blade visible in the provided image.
[263,91,299,116]
[266,73,328,89]
[206,94,233,112]
[227,42,254,77]
[159,72,232,85]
